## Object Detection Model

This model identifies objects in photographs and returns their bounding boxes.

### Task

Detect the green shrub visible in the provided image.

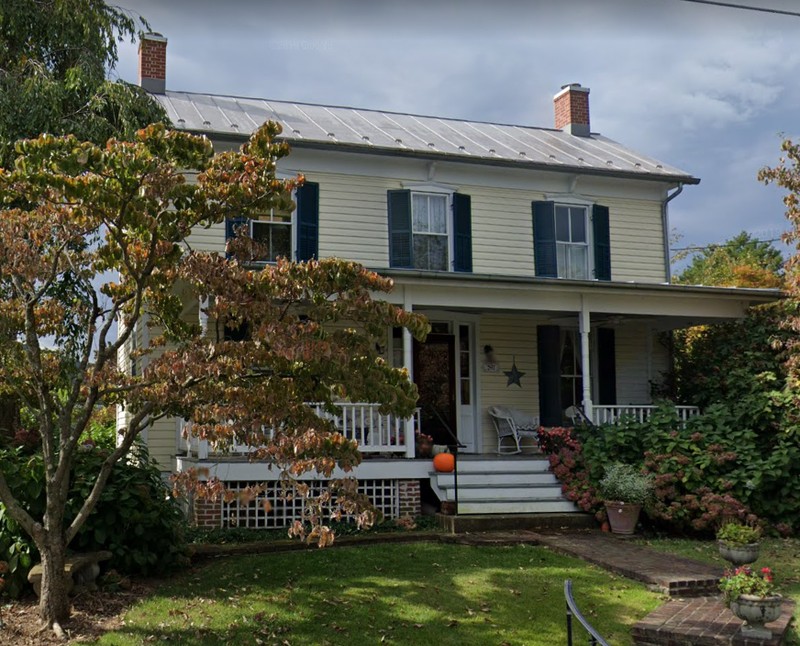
[717,522,762,545]
[599,463,653,505]
[0,440,188,598]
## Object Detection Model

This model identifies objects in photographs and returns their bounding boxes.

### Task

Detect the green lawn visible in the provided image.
[87,543,660,645]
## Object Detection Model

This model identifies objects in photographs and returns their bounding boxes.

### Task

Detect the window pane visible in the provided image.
[461,379,471,405]
[428,234,448,270]
[555,207,570,241]
[271,223,291,260]
[412,194,429,232]
[557,243,567,274]
[429,195,447,233]
[570,246,588,279]
[459,325,469,352]
[571,208,586,242]
[413,234,429,268]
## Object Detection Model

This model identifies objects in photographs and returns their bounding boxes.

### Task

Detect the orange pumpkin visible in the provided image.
[433,452,455,473]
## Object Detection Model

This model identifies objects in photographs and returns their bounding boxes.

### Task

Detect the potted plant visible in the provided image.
[716,522,762,566]
[599,463,653,535]
[719,566,783,639]
[415,431,434,458]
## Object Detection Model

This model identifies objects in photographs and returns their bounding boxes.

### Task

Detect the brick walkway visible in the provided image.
[506,529,795,646]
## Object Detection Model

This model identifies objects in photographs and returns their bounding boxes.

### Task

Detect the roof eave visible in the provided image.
[179,128,700,185]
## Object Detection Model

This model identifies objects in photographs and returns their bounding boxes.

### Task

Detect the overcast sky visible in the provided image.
[113,0,800,267]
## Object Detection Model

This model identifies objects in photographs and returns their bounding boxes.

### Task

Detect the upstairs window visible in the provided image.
[533,201,611,281]
[388,189,472,272]
[412,192,449,271]
[225,181,319,262]
[555,205,589,279]
[251,207,292,262]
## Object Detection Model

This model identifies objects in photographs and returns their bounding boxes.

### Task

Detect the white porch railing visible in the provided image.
[177,403,420,460]
[592,405,700,425]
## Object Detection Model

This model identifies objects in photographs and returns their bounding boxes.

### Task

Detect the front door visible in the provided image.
[413,334,457,447]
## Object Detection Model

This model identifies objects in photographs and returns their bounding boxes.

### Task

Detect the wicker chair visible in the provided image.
[487,406,540,454]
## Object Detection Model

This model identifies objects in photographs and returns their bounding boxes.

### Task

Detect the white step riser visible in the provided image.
[441,486,564,501]
[435,473,557,486]
[455,460,551,474]
[458,500,579,514]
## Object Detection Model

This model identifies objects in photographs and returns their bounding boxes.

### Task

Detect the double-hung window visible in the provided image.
[532,201,611,281]
[388,188,472,272]
[251,207,292,262]
[412,192,449,271]
[555,205,589,279]
[225,181,319,262]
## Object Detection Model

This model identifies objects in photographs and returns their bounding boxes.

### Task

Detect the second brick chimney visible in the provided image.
[554,83,590,136]
[138,33,167,94]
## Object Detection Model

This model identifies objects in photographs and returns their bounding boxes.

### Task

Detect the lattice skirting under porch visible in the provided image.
[193,478,422,529]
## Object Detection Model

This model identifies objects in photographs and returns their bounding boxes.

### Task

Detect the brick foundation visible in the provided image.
[193,497,222,528]
[397,479,421,517]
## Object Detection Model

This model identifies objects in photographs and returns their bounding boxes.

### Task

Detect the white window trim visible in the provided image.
[402,182,456,272]
[544,194,596,280]
[249,188,297,263]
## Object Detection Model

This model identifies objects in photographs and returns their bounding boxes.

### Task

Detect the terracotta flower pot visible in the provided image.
[729,594,783,640]
[604,501,641,535]
[718,540,760,566]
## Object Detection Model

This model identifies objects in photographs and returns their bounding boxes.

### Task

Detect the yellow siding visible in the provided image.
[478,313,541,452]
[317,174,392,266]
[178,169,666,283]
[614,324,669,405]
[470,186,541,277]
[600,196,666,283]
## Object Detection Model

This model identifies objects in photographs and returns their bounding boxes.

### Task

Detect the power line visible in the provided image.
[672,237,784,252]
[676,0,800,18]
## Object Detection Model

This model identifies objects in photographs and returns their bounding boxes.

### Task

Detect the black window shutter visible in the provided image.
[225,217,248,259]
[388,190,412,268]
[532,201,557,277]
[296,181,319,261]
[537,325,562,426]
[452,193,472,272]
[597,327,617,405]
[592,204,611,281]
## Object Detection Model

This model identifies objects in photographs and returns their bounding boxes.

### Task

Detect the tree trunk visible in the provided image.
[37,535,71,629]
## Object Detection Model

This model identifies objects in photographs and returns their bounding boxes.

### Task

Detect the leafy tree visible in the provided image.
[0,122,428,633]
[675,231,784,288]
[0,0,167,166]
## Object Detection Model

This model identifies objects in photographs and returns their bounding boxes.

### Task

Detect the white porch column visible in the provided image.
[403,289,416,458]
[199,296,209,336]
[579,297,594,422]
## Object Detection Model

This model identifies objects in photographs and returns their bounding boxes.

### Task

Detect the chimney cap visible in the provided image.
[141,32,167,43]
[554,83,590,99]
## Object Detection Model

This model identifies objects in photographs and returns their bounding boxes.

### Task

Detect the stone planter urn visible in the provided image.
[718,541,760,566]
[729,594,783,639]
[604,501,641,535]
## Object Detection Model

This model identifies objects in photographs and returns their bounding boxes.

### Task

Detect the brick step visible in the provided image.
[632,596,795,646]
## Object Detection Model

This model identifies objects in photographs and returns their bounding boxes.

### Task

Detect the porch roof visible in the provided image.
[380,269,782,328]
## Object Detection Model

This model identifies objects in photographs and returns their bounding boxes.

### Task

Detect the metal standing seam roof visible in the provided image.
[156,90,699,184]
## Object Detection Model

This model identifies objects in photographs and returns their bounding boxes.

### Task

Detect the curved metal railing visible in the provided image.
[565,579,610,646]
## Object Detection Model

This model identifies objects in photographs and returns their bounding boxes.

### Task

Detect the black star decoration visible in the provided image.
[504,357,525,387]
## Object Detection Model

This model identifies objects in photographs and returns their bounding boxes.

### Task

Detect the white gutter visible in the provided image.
[662,183,684,283]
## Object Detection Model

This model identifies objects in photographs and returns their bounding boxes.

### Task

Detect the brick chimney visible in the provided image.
[138,33,167,94]
[554,83,590,136]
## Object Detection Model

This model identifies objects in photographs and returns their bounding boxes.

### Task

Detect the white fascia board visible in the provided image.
[175,457,433,481]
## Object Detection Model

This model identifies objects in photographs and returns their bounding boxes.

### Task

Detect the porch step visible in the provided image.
[429,456,578,516]
[457,499,579,514]
[439,483,564,500]
[454,458,552,474]
[435,471,556,486]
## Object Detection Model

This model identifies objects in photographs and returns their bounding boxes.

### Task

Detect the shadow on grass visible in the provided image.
[94,543,658,646]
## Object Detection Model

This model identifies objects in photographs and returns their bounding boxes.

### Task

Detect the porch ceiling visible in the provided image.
[381,270,781,329]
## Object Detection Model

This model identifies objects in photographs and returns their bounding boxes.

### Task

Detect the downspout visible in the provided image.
[662,183,684,283]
